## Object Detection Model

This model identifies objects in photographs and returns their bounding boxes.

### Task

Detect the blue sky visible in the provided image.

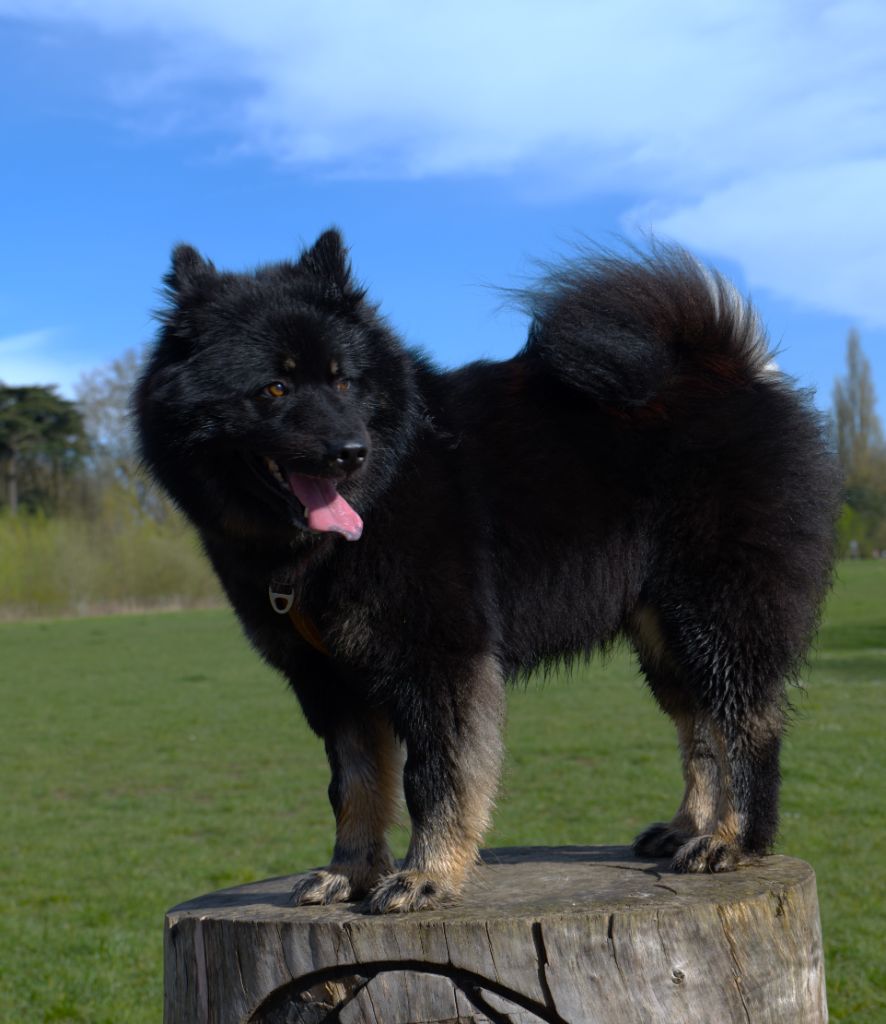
[1,1,884,415]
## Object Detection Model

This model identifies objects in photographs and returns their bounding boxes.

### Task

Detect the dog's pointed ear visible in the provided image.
[165,244,215,295]
[297,229,355,293]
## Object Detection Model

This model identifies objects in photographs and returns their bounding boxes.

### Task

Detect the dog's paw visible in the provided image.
[367,870,456,914]
[633,822,692,858]
[291,868,355,905]
[670,835,748,874]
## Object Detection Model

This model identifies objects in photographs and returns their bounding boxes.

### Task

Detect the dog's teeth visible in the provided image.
[263,457,288,487]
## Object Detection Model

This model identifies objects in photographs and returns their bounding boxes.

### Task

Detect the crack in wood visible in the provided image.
[235,940,248,1005]
[717,905,752,1024]
[248,958,562,1023]
[194,918,209,1024]
[530,921,566,1024]
[483,921,500,986]
[272,922,295,988]
[458,984,514,1024]
[654,881,679,896]
[606,914,626,986]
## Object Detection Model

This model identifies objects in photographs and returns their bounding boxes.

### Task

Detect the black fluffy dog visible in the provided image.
[135,230,840,912]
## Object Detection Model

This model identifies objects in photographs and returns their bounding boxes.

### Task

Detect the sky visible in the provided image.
[1,1,884,414]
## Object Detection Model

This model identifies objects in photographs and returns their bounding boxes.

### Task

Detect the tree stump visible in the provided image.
[164,845,827,1023]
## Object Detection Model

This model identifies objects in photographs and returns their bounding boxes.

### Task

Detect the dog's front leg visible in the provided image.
[368,655,505,913]
[291,711,401,905]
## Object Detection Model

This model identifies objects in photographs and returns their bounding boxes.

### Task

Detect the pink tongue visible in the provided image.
[286,472,363,541]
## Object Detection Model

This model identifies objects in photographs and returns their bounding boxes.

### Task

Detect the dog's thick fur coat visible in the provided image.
[135,231,840,911]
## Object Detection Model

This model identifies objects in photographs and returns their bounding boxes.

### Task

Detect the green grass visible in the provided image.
[1,562,884,1022]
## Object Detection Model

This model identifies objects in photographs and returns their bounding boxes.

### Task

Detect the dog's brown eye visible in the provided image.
[334,378,350,392]
[264,381,288,398]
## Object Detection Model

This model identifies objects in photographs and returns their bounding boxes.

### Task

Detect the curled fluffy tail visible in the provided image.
[519,243,773,406]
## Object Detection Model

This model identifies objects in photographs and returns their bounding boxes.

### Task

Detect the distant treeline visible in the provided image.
[1,332,885,616]
[0,353,221,617]
[0,503,220,618]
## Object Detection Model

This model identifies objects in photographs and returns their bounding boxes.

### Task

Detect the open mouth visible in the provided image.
[259,456,363,541]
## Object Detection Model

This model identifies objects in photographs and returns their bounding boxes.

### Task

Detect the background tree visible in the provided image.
[75,349,142,495]
[832,330,886,554]
[0,384,89,515]
[74,348,175,522]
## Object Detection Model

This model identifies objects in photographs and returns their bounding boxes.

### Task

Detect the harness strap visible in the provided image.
[287,604,329,656]
[269,582,329,656]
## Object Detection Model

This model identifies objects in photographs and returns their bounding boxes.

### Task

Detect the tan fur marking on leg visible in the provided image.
[669,728,747,875]
[635,712,722,858]
[334,715,402,852]
[710,721,736,833]
[673,714,721,835]
[329,713,402,892]
[707,722,748,854]
[292,714,403,906]
[713,806,741,845]
[370,656,505,912]
[631,606,672,670]
[710,705,783,848]
[749,704,787,743]
[411,655,504,884]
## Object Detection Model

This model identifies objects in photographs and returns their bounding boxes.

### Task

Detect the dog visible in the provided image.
[134,229,840,912]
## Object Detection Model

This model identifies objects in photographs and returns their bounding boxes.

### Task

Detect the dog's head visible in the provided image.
[135,230,419,544]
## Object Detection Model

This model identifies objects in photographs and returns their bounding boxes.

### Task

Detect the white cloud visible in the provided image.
[645,160,886,328]
[0,329,57,356]
[0,329,95,396]
[3,1,886,325]
[4,1,884,188]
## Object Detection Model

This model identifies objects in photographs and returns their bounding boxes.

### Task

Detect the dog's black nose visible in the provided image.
[326,441,367,473]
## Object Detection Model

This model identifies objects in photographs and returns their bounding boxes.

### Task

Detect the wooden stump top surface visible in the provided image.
[167,844,813,926]
[165,846,826,1024]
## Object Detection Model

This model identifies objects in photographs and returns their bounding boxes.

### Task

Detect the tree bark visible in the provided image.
[164,845,827,1024]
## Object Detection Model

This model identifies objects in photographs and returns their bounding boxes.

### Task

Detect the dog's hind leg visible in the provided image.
[671,703,784,873]
[631,601,788,872]
[631,607,720,857]
[291,711,402,905]
[633,711,721,857]
[368,655,506,913]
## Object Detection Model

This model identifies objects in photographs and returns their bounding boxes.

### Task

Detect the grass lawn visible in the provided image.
[1,561,883,1022]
